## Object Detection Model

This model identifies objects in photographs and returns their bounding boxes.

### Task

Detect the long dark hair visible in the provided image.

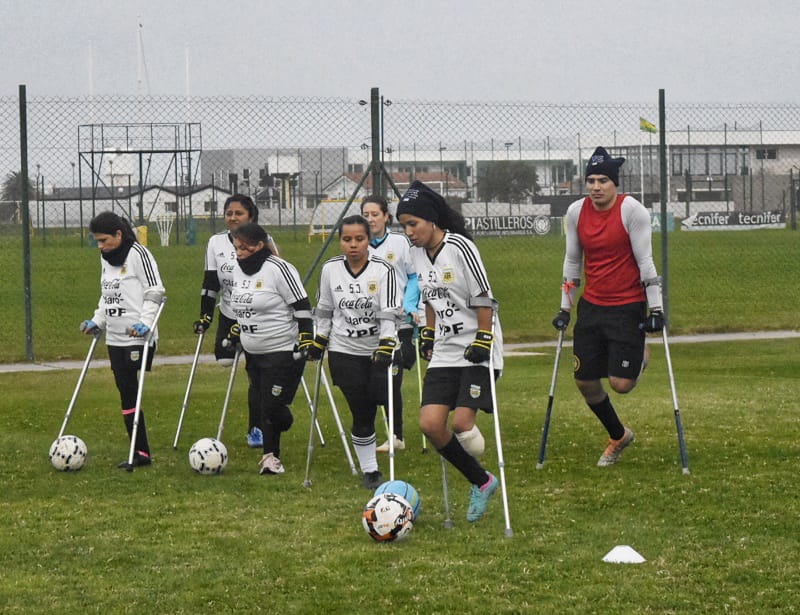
[224,194,259,223]
[230,222,274,255]
[89,211,138,243]
[435,201,471,240]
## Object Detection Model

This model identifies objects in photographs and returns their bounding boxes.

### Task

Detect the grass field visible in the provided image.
[1,337,798,612]
[0,226,798,362]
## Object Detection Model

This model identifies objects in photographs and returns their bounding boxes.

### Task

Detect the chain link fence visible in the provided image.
[2,90,799,360]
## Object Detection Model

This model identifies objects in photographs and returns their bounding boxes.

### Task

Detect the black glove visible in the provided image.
[418,326,435,361]
[222,323,241,349]
[307,334,328,361]
[552,310,571,331]
[641,310,664,333]
[296,331,314,360]
[372,337,397,367]
[463,329,494,364]
[193,313,212,334]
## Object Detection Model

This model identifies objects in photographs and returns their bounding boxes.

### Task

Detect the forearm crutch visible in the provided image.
[58,329,101,439]
[441,455,453,529]
[472,296,513,537]
[416,336,428,454]
[321,366,358,475]
[125,297,167,472]
[536,329,565,469]
[216,345,242,441]
[662,326,690,475]
[300,375,326,447]
[303,357,325,487]
[387,358,396,481]
[173,332,205,450]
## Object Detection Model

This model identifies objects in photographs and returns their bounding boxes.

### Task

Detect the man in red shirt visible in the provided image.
[552,147,664,466]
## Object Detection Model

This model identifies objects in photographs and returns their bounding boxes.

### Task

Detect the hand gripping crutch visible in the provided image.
[320,366,358,475]
[300,376,326,447]
[216,345,242,441]
[58,329,102,439]
[303,357,326,487]
[662,326,690,475]
[536,329,565,469]
[125,297,167,472]
[173,332,205,450]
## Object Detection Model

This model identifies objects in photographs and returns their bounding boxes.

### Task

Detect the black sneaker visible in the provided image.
[361,470,383,490]
[117,452,152,469]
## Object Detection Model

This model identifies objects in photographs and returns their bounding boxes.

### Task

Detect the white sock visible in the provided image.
[352,432,378,473]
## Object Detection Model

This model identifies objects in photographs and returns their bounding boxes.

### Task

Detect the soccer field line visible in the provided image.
[1,330,797,373]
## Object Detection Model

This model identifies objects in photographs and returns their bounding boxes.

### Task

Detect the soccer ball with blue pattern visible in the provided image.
[362,492,414,542]
[374,480,421,519]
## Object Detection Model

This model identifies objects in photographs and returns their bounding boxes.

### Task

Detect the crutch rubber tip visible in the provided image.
[682,468,691,475]
[123,464,134,473]
[302,480,312,488]
[535,462,544,470]
[443,520,454,529]
[421,448,428,454]
[504,529,514,538]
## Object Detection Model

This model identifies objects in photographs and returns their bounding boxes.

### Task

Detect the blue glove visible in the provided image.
[129,323,150,337]
[80,320,99,334]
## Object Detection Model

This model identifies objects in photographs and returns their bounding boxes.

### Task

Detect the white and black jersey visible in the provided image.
[315,254,400,356]
[230,255,308,354]
[91,243,165,347]
[204,230,275,319]
[408,232,504,370]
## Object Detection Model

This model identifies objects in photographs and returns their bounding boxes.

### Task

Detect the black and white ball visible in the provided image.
[49,435,88,471]
[189,437,228,475]
[362,492,414,542]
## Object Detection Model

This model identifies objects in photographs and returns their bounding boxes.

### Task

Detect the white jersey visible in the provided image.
[408,232,503,370]
[91,243,165,347]
[230,255,308,354]
[204,230,275,319]
[368,231,414,294]
[315,254,401,356]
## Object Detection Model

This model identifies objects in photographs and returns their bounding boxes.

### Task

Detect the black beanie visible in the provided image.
[396,180,445,223]
[585,147,625,186]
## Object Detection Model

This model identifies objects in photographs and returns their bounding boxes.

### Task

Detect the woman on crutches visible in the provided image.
[227,223,312,476]
[306,215,401,490]
[80,211,165,469]
[397,181,504,523]
[193,194,279,449]
[361,195,420,453]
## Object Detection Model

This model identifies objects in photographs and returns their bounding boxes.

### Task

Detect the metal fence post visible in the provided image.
[18,84,34,361]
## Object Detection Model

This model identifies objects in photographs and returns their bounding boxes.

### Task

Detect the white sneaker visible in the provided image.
[259,452,285,475]
[376,436,405,453]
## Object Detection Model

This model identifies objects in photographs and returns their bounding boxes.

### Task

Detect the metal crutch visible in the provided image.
[173,332,205,449]
[536,329,565,469]
[57,328,102,439]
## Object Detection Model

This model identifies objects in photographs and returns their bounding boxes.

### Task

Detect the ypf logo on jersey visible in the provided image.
[469,384,481,399]
[442,267,455,284]
[367,280,378,294]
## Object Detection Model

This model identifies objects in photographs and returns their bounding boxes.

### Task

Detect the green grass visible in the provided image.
[1,226,798,363]
[1,339,798,612]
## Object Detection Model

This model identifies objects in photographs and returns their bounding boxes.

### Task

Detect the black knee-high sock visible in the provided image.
[262,423,280,457]
[438,435,489,487]
[122,409,151,456]
[588,396,624,440]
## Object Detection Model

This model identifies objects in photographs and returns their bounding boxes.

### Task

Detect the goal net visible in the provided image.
[155,213,176,247]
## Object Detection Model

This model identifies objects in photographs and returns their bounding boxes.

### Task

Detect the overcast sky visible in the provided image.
[3,0,799,104]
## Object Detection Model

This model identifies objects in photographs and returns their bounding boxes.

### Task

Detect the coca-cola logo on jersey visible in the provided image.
[102,279,121,290]
[220,263,236,273]
[423,287,450,300]
[338,297,374,310]
[232,292,254,304]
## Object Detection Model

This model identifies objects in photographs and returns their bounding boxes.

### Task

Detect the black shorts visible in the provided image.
[572,297,646,381]
[327,351,398,407]
[421,366,498,413]
[108,343,156,373]
[244,350,305,408]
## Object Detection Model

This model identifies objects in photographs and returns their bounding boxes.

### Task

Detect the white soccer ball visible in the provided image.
[189,437,228,475]
[49,435,88,471]
[362,492,414,542]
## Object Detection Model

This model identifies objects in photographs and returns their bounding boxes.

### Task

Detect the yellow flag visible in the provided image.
[639,117,657,133]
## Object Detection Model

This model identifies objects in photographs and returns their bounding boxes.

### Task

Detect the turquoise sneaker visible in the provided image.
[466,473,499,522]
[247,427,263,448]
